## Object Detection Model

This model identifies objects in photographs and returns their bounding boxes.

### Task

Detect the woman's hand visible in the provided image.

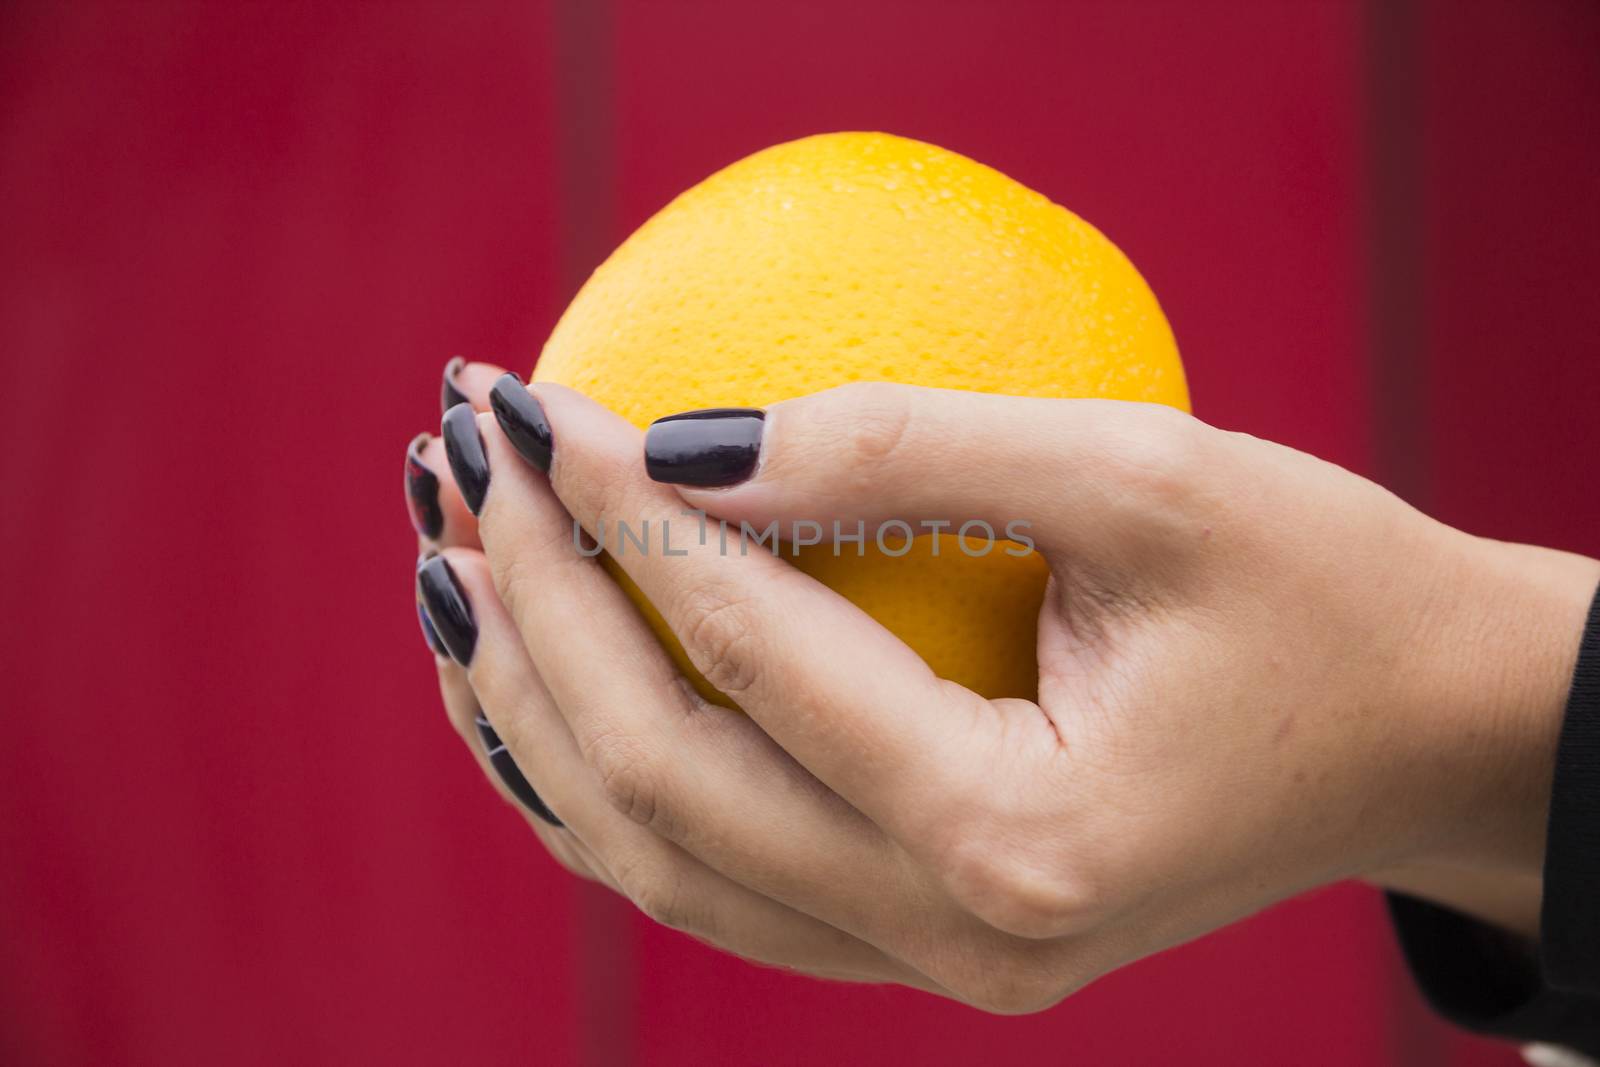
[411,373,1598,1011]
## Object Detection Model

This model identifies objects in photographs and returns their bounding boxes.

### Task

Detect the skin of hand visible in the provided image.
[411,366,1599,1012]
[414,362,616,889]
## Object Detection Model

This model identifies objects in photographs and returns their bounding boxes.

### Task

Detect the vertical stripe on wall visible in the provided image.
[1367,0,1429,511]
[552,1,636,1064]
[1367,0,1448,1060]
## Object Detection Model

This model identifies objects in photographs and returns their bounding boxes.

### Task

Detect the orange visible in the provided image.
[535,132,1187,704]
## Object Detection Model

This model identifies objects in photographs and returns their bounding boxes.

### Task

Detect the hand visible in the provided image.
[407,360,613,889]
[411,374,1598,1011]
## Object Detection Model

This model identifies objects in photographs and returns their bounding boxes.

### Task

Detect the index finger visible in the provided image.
[525,382,984,837]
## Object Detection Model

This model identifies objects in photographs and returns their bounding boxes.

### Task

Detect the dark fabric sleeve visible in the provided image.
[1388,581,1600,1054]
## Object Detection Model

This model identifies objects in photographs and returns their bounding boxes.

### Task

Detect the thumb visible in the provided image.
[642,381,1205,566]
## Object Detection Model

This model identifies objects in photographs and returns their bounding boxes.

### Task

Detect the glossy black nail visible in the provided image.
[405,433,444,539]
[415,550,450,655]
[644,408,765,487]
[416,555,476,666]
[475,714,563,827]
[489,373,553,473]
[441,403,489,515]
[417,600,449,656]
[441,356,470,414]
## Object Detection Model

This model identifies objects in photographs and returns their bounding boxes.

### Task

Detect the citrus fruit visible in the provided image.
[534,131,1188,706]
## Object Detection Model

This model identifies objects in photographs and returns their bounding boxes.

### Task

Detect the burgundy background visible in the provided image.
[1,1,1596,1063]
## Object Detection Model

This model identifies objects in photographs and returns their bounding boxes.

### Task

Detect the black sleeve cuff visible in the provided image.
[1541,581,1600,993]
[1387,581,1600,1053]
[1388,893,1600,1052]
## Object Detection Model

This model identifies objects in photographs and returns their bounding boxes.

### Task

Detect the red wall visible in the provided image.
[1,2,1595,1063]
[1416,6,1600,1063]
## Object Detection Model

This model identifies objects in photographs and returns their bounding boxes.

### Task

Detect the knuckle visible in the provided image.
[493,552,543,626]
[1099,405,1206,509]
[614,855,698,934]
[938,955,1066,1016]
[631,880,688,931]
[823,381,914,482]
[584,728,665,830]
[971,970,1067,1016]
[673,583,764,697]
[937,824,1100,940]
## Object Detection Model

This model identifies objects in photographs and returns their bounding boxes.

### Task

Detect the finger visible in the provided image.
[405,358,510,547]
[441,356,510,414]
[470,392,893,881]
[420,548,935,988]
[405,433,480,548]
[415,363,598,885]
[650,381,1207,572]
[420,548,560,827]
[469,390,1050,985]
[447,662,605,882]
[420,556,604,883]
[433,619,567,828]
[498,383,979,841]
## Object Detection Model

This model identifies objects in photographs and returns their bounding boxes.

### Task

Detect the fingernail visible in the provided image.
[475,714,563,827]
[489,373,553,473]
[415,551,450,656]
[405,433,445,539]
[441,404,490,515]
[417,600,449,656]
[644,408,765,487]
[441,356,470,413]
[416,555,476,666]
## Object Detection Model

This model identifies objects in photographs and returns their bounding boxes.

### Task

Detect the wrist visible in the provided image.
[1369,528,1598,934]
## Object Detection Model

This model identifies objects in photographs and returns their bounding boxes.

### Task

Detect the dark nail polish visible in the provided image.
[475,714,563,827]
[416,555,476,666]
[415,550,449,655]
[417,599,449,656]
[441,356,470,413]
[441,403,490,515]
[489,373,554,473]
[405,433,445,539]
[644,408,765,487]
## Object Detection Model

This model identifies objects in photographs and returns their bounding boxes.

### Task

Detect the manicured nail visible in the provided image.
[475,714,563,827]
[441,404,489,515]
[414,551,450,656]
[644,408,765,487]
[405,433,444,539]
[416,555,476,666]
[441,356,470,414]
[489,373,553,473]
[417,600,449,656]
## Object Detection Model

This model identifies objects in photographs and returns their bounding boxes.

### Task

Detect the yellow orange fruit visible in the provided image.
[535,131,1187,705]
